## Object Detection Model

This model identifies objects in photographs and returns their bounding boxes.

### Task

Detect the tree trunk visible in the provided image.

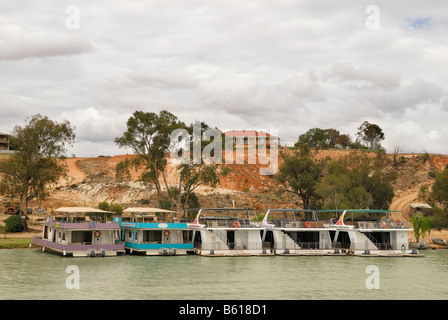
[20,191,29,231]
[183,190,191,219]
[175,171,184,214]
[161,169,172,206]
[154,180,162,205]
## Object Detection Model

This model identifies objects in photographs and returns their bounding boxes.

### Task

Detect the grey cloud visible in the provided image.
[356,78,447,115]
[0,24,94,60]
[330,63,401,91]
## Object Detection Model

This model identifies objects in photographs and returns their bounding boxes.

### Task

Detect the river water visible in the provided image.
[1,248,447,300]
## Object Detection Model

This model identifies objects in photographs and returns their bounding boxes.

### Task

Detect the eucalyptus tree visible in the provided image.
[114,110,187,207]
[276,147,323,209]
[0,114,75,230]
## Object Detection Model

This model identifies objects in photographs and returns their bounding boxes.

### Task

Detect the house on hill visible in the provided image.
[0,133,10,150]
[223,130,277,148]
[410,203,432,216]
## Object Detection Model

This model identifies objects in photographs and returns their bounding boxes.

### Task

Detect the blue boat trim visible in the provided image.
[114,218,189,229]
[124,242,194,250]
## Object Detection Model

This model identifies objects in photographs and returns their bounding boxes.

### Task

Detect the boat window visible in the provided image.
[143,230,162,242]
[71,231,92,244]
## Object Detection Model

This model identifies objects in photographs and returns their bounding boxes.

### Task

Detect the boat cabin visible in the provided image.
[261,209,418,256]
[114,207,194,255]
[188,208,271,256]
[32,207,125,257]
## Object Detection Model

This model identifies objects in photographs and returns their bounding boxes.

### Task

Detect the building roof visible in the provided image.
[410,203,432,209]
[223,130,271,137]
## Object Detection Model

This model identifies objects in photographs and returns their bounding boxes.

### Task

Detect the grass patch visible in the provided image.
[0,237,33,249]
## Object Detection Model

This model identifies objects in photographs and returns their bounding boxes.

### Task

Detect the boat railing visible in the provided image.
[266,219,410,229]
[195,241,266,250]
[355,220,411,229]
[203,219,262,228]
[272,241,402,251]
[267,220,333,228]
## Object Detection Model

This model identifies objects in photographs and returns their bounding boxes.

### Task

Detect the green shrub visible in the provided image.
[4,215,24,233]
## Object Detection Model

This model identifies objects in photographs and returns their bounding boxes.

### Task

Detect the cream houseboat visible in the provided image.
[31,207,125,257]
[260,209,422,257]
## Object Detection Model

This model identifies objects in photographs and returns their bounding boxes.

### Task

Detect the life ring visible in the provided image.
[382,222,388,229]
[305,221,311,228]
[163,230,170,237]
[233,221,240,228]
[94,231,101,237]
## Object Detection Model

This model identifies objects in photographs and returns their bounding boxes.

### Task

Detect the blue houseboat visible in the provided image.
[114,207,194,255]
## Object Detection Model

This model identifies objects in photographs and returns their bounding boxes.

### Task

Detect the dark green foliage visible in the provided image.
[317,151,396,211]
[276,153,323,209]
[356,121,385,149]
[4,215,24,233]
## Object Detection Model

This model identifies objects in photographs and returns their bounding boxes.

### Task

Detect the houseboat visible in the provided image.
[188,208,272,256]
[114,207,194,255]
[260,209,422,257]
[31,207,125,257]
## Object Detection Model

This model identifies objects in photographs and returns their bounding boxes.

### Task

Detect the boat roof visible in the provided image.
[264,209,401,213]
[261,208,401,223]
[193,208,258,220]
[54,207,114,214]
[122,207,178,217]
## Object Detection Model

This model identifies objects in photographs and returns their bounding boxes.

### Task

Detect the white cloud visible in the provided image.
[0,1,448,155]
[0,24,94,60]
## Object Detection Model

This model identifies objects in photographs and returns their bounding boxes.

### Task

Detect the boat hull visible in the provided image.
[32,237,125,257]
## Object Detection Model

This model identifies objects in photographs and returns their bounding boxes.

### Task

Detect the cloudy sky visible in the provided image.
[0,0,447,157]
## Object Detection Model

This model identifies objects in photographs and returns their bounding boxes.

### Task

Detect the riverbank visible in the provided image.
[0,213,43,248]
[0,237,34,249]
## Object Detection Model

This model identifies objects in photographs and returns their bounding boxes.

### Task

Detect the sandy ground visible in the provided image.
[0,213,43,238]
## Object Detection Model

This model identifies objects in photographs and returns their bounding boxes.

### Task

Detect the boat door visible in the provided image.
[163,229,171,245]
[93,230,102,244]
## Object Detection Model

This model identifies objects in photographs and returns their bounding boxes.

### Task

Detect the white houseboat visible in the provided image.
[260,209,422,257]
[188,208,272,256]
[114,207,194,255]
[31,207,125,257]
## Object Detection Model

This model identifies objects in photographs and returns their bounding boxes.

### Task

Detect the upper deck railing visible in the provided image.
[266,219,411,229]
[261,209,410,230]
[200,219,262,228]
[46,217,119,230]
